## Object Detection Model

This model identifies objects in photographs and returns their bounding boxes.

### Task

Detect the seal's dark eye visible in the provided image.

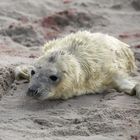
[49,75,58,82]
[31,70,35,76]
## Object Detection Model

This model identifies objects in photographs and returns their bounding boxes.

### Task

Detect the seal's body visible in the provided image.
[15,31,140,100]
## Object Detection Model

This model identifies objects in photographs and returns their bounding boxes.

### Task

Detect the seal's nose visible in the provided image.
[27,85,40,97]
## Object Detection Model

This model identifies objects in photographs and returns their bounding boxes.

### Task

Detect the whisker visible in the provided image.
[34,90,39,96]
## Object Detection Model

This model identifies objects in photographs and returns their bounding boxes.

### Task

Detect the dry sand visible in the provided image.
[0,0,140,140]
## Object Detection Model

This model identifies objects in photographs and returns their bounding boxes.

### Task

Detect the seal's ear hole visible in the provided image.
[49,75,58,82]
[31,70,36,76]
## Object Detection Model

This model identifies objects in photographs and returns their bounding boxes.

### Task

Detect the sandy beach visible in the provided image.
[0,0,140,139]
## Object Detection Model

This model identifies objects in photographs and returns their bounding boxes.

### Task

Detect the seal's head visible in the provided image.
[27,50,82,100]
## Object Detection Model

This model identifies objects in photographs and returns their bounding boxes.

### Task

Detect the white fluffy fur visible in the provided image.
[41,31,136,99]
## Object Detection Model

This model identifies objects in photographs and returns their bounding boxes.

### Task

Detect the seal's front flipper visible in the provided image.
[15,65,34,82]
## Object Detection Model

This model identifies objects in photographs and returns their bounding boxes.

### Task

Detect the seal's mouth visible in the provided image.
[26,87,50,100]
[26,89,42,98]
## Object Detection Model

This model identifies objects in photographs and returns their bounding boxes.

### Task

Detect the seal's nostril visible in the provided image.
[27,85,40,97]
[28,87,36,93]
